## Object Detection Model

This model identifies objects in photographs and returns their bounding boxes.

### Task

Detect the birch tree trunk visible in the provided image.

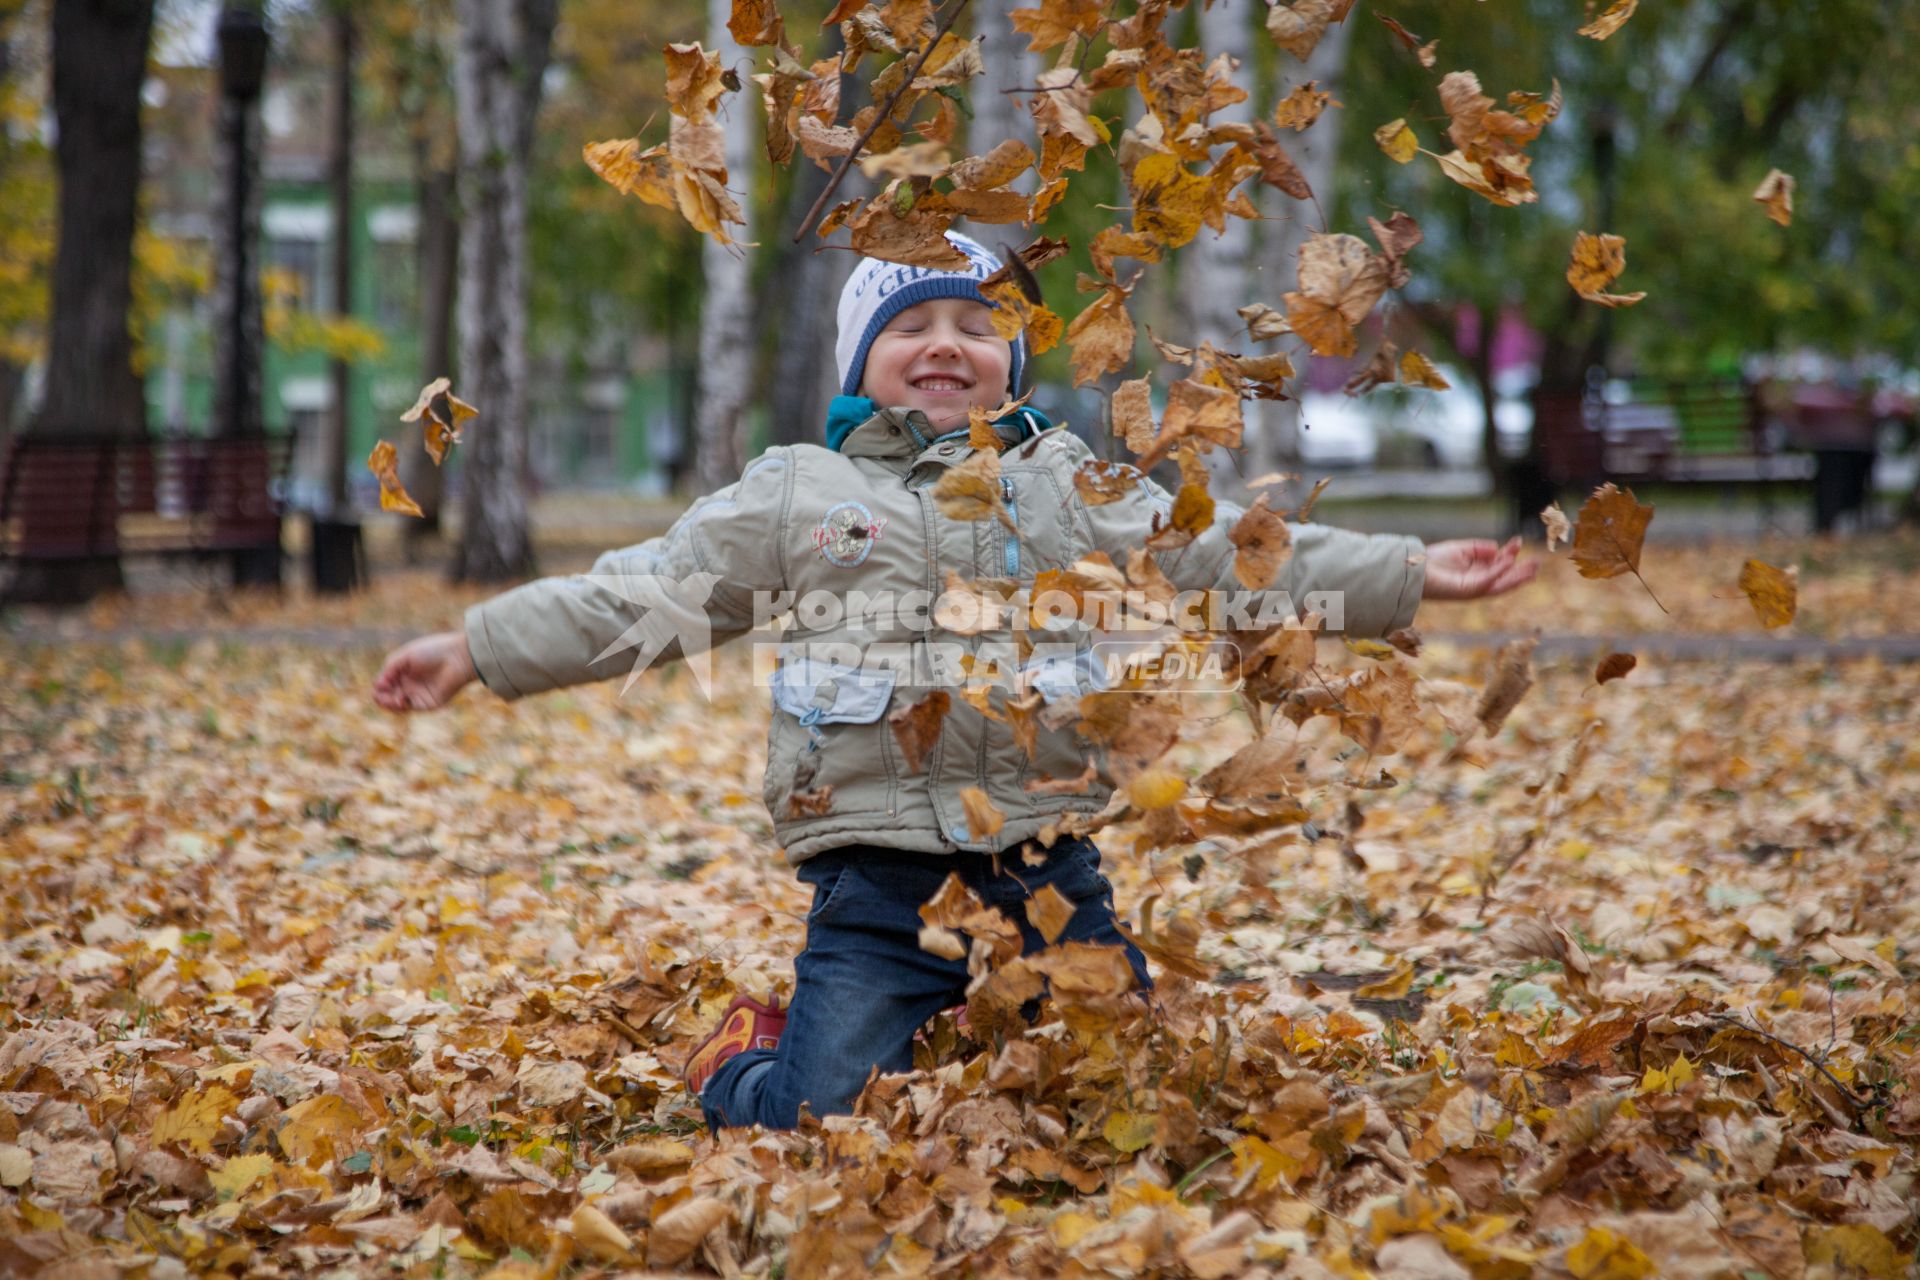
[12,0,155,603]
[1251,12,1354,473]
[968,0,1037,191]
[450,0,555,582]
[692,0,757,493]
[1180,0,1256,354]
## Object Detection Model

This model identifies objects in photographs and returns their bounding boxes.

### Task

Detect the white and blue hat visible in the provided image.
[834,230,1028,399]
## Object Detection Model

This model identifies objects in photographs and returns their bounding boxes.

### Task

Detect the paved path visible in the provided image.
[7,622,1920,663]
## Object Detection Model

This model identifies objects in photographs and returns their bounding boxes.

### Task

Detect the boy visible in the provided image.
[373,232,1535,1131]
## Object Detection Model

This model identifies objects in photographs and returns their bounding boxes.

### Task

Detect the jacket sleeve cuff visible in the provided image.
[1387,536,1427,635]
[464,602,524,701]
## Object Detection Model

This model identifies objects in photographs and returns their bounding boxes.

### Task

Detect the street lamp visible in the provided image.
[215,4,278,586]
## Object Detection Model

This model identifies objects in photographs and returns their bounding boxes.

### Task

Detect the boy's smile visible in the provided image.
[859,297,1013,432]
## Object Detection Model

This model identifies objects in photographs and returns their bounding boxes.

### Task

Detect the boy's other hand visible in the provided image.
[1423,537,1538,601]
[373,630,478,712]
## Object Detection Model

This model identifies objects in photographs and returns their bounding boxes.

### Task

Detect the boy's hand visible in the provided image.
[373,630,478,712]
[1423,537,1538,601]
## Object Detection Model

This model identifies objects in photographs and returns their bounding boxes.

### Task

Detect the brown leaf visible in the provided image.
[1594,652,1637,684]
[889,691,950,774]
[1074,458,1141,507]
[1025,883,1075,944]
[1476,635,1536,735]
[1738,558,1797,627]
[1228,496,1293,589]
[848,199,970,268]
[1008,0,1102,53]
[367,441,423,518]
[1251,123,1313,200]
[1567,230,1646,307]
[1111,378,1156,453]
[1571,483,1654,580]
[648,1197,732,1268]
[1267,0,1345,61]
[1238,302,1290,343]
[960,786,1005,838]
[399,376,477,466]
[930,449,1014,529]
[1273,82,1334,131]
[1753,168,1795,226]
[727,0,784,45]
[1398,350,1450,389]
[1066,282,1136,388]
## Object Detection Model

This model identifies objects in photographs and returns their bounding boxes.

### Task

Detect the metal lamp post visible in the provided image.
[213,5,279,586]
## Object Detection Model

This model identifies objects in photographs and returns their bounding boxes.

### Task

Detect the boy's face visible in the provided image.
[860,297,1012,431]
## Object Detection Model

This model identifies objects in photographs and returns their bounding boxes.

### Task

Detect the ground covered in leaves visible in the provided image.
[2,535,1918,1279]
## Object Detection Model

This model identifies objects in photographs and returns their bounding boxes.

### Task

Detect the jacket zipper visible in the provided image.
[1000,476,1019,577]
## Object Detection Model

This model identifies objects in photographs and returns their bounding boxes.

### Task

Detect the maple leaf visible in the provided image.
[1753,168,1795,227]
[1577,0,1638,40]
[1567,231,1646,307]
[1571,482,1665,609]
[1738,558,1798,628]
[399,376,477,466]
[1009,0,1102,53]
[1374,116,1418,164]
[367,440,423,518]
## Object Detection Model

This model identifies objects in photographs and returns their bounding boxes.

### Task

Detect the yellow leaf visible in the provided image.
[1128,152,1212,250]
[1805,1225,1910,1279]
[1738,558,1797,627]
[1373,117,1418,164]
[1066,284,1136,388]
[1567,230,1646,307]
[1577,0,1637,40]
[1126,768,1187,810]
[1103,1110,1157,1153]
[367,440,423,518]
[277,1094,365,1169]
[208,1153,274,1200]
[1566,1227,1655,1280]
[1398,350,1450,389]
[152,1083,240,1155]
[582,137,677,211]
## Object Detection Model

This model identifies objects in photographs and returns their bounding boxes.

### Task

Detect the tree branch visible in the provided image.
[792,0,975,244]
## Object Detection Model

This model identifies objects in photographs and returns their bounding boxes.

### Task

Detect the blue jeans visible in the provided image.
[700,837,1150,1130]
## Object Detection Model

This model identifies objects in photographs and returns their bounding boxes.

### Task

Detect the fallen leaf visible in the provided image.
[1594,652,1636,684]
[1738,558,1797,627]
[1752,168,1795,226]
[1567,231,1646,308]
[368,440,423,518]
[1541,502,1571,551]
[1577,0,1637,40]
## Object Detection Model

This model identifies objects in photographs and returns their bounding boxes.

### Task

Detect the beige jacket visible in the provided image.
[465,407,1425,863]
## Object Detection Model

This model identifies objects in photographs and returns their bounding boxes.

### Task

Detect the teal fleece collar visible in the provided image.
[825,395,1055,452]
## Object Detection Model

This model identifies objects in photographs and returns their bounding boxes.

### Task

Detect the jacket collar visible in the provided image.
[828,396,1055,463]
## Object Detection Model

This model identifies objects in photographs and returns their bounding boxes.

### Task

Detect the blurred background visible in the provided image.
[1,0,1916,603]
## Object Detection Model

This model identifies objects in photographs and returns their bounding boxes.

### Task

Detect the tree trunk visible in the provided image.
[322,7,354,517]
[449,0,556,582]
[692,0,756,493]
[14,0,155,603]
[968,0,1036,195]
[1250,11,1354,475]
[399,159,458,554]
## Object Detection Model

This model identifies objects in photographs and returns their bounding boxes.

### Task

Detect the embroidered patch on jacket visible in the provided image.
[812,501,887,567]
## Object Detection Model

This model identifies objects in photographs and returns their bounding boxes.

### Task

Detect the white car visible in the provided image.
[1371,365,1534,468]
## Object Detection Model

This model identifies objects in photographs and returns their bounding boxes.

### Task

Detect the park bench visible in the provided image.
[0,431,294,573]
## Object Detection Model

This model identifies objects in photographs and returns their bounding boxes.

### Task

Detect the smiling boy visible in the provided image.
[374,231,1535,1130]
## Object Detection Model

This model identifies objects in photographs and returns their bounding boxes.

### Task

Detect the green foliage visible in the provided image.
[1334,0,1920,374]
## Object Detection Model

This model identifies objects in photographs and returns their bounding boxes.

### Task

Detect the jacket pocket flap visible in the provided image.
[771,657,897,724]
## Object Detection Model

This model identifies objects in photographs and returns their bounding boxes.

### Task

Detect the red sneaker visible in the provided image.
[684,994,786,1095]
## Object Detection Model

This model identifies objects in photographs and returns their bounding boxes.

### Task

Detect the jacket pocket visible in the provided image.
[770,658,899,817]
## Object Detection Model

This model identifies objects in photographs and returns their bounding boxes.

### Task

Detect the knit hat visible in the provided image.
[835,231,1027,400]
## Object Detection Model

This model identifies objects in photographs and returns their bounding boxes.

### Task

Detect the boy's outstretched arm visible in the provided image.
[373,450,794,710]
[373,630,477,713]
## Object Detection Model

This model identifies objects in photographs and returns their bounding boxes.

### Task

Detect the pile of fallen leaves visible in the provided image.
[3,533,1917,1278]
